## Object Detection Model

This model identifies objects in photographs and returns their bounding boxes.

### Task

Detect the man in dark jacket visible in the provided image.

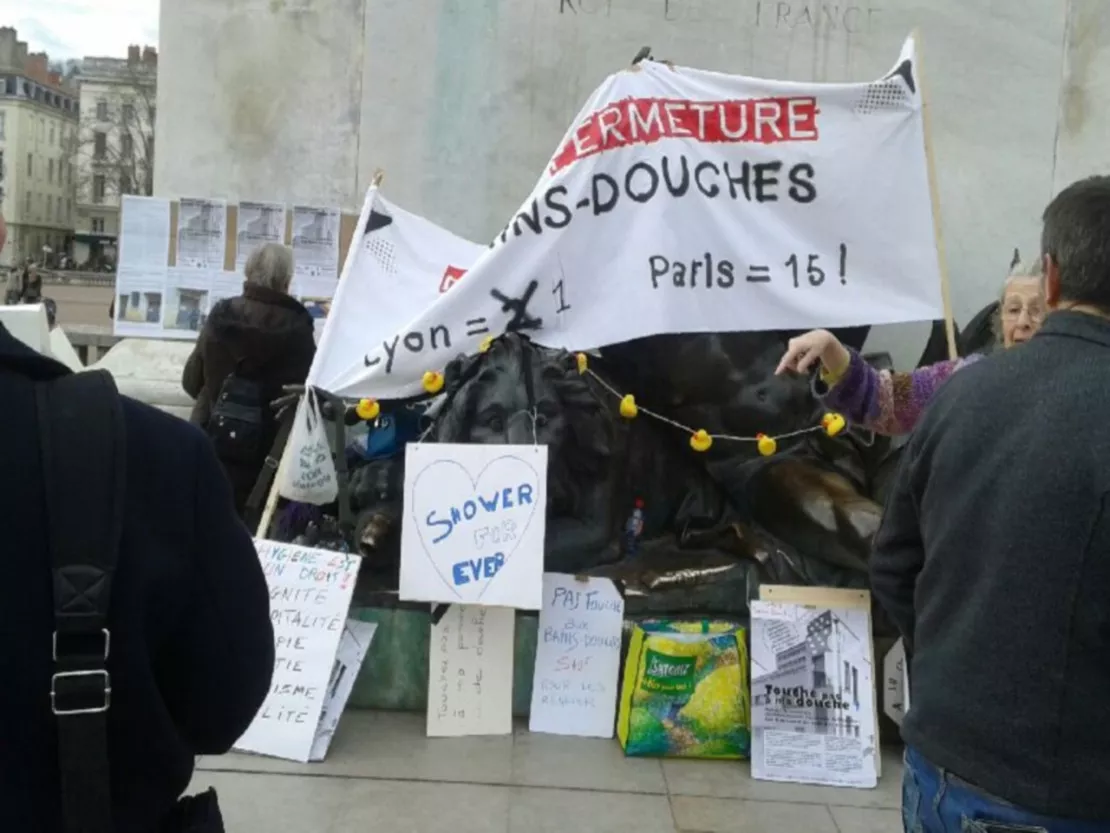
[0,322,275,831]
[873,175,1110,830]
[182,242,316,514]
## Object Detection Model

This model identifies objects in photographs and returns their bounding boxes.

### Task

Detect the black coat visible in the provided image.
[873,310,1110,820]
[182,283,316,511]
[0,323,274,832]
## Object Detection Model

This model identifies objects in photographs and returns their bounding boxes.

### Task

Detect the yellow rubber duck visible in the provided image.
[619,394,638,419]
[479,335,494,353]
[356,398,381,420]
[690,429,713,452]
[822,412,847,437]
[422,370,445,394]
[576,353,589,375]
[756,433,777,456]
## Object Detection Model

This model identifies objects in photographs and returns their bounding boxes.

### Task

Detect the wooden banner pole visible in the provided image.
[914,29,959,360]
[256,167,386,539]
[255,444,289,538]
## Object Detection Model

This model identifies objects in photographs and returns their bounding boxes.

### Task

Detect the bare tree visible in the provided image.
[74,61,156,205]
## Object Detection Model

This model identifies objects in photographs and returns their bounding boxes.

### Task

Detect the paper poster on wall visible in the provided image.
[291,205,341,298]
[427,604,514,737]
[118,195,171,270]
[236,201,287,271]
[235,541,361,763]
[399,443,547,609]
[307,37,943,400]
[162,267,214,335]
[113,267,167,337]
[529,574,624,738]
[209,270,245,311]
[176,197,227,269]
[750,599,878,789]
[309,619,378,761]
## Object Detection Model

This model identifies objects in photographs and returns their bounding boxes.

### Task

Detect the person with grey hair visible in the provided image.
[182,242,316,516]
[775,256,1046,435]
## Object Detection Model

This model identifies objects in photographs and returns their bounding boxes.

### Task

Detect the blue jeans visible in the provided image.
[902,746,1110,833]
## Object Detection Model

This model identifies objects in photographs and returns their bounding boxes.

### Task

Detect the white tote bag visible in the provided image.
[277,388,339,505]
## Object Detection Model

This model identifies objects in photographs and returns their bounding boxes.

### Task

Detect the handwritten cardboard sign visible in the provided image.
[309,619,378,761]
[529,574,624,739]
[883,638,909,727]
[235,541,361,763]
[426,604,514,737]
[400,443,547,609]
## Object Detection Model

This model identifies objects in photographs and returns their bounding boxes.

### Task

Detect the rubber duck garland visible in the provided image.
[355,398,381,420]
[416,349,848,457]
[422,370,445,394]
[690,429,713,452]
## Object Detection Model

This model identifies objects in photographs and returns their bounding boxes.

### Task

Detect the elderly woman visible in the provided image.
[182,242,316,514]
[776,259,1045,435]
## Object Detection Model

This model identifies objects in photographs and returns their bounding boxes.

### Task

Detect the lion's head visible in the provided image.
[432,334,614,517]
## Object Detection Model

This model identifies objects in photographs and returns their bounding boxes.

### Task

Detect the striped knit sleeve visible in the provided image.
[814,350,980,436]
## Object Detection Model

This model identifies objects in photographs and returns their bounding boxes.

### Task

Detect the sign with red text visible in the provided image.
[399,443,547,609]
[530,574,625,739]
[309,36,941,399]
[235,541,361,763]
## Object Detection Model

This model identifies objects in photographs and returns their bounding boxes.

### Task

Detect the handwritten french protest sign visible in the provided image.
[235,541,361,763]
[530,574,625,739]
[427,603,515,737]
[399,443,547,609]
[308,36,942,400]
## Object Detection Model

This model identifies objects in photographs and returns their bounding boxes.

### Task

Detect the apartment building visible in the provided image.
[0,27,79,267]
[74,45,157,266]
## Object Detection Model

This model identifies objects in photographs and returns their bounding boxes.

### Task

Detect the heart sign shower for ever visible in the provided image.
[399,443,548,609]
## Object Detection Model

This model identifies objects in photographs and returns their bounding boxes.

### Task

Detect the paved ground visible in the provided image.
[46,282,115,328]
[191,711,903,832]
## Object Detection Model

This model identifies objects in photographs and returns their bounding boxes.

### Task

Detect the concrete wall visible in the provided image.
[156,0,1107,362]
[1053,0,1110,192]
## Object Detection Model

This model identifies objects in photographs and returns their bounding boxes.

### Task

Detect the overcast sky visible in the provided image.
[5,0,158,60]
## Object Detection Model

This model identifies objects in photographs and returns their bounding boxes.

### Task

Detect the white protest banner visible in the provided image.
[310,619,378,761]
[427,604,514,737]
[399,443,547,610]
[308,191,485,396]
[882,638,909,727]
[529,574,624,739]
[750,599,878,789]
[235,541,361,763]
[308,36,942,400]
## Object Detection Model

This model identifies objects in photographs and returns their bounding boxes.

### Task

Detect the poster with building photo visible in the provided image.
[114,268,166,337]
[114,197,172,338]
[176,197,227,269]
[236,201,287,271]
[162,267,213,334]
[291,205,340,298]
[750,600,878,789]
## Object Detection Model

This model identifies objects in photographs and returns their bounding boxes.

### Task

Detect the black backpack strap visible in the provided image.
[243,404,295,534]
[36,369,126,833]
